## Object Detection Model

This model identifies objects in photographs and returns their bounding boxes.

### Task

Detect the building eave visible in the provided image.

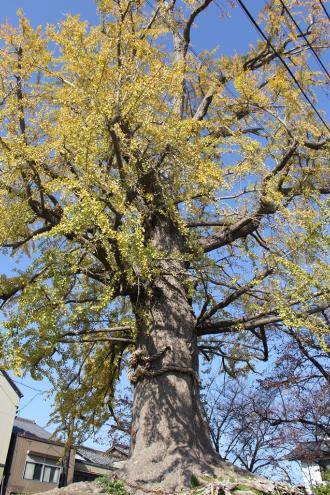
[1,370,23,398]
[16,432,65,448]
[75,459,114,470]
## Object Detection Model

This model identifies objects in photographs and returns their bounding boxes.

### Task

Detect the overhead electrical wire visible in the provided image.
[319,0,330,21]
[13,381,46,413]
[235,0,330,133]
[17,392,44,414]
[278,0,330,80]
[115,0,329,133]
[11,379,46,414]
[12,378,45,393]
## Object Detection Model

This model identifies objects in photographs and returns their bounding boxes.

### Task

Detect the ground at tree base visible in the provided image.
[38,461,307,495]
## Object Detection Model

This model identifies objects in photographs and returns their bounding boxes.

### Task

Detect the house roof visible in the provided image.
[13,417,53,440]
[287,440,330,461]
[105,444,129,459]
[13,417,115,468]
[1,370,23,398]
[76,446,113,467]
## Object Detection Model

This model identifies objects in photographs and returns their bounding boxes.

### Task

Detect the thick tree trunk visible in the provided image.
[123,217,218,491]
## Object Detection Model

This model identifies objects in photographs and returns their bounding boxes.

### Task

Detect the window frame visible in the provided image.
[23,456,62,484]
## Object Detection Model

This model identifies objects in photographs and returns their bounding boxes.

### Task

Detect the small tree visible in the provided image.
[202,327,329,483]
[204,378,294,481]
[258,327,330,441]
[0,1,329,490]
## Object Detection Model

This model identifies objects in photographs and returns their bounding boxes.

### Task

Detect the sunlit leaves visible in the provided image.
[0,0,328,438]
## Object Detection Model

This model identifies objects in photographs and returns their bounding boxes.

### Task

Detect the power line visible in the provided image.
[12,378,45,393]
[12,379,46,414]
[10,379,53,417]
[319,1,330,21]
[235,0,330,133]
[17,391,44,414]
[278,0,330,80]
[119,0,329,133]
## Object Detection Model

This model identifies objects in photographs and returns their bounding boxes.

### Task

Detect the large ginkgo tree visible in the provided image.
[0,0,329,490]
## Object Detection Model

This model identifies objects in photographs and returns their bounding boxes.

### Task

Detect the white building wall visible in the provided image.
[0,373,21,481]
[301,462,324,493]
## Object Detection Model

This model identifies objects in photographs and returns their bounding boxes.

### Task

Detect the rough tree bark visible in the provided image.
[123,215,218,490]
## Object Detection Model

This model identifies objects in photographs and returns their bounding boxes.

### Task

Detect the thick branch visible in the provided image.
[0,268,47,309]
[287,328,330,383]
[182,0,214,55]
[193,90,214,121]
[197,303,330,336]
[2,224,54,249]
[61,326,132,338]
[201,142,298,253]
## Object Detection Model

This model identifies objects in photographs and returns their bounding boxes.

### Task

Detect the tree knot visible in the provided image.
[128,346,171,383]
[127,347,199,384]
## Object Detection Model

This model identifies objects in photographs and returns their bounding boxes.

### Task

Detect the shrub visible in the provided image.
[96,477,129,495]
[313,470,330,495]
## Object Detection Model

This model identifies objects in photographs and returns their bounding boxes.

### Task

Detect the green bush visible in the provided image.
[191,474,200,488]
[96,477,129,495]
[313,470,330,495]
[313,483,330,495]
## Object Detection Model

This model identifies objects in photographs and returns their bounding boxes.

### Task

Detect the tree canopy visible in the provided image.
[0,1,329,485]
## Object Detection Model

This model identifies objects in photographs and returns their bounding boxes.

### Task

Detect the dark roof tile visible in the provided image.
[76,446,113,467]
[13,417,52,440]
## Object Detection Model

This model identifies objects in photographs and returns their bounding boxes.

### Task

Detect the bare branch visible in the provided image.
[182,0,214,55]
[140,6,161,39]
[198,268,273,324]
[201,142,299,253]
[287,328,330,383]
[59,337,134,344]
[193,90,214,120]
[2,224,54,249]
[197,303,330,336]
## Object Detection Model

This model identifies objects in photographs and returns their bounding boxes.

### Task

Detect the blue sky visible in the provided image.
[0,0,328,462]
[1,0,262,55]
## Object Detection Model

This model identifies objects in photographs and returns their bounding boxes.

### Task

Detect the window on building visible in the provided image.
[23,455,61,484]
[43,465,60,483]
[24,462,43,481]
